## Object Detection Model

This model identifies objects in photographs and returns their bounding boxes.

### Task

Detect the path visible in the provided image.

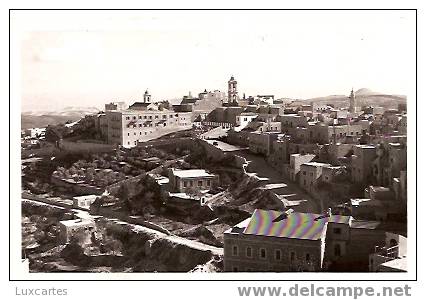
[236,150,322,214]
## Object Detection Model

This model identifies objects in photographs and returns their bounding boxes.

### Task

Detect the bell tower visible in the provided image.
[228,76,239,105]
[144,89,151,103]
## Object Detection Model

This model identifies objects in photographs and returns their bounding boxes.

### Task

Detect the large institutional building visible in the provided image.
[101,90,192,147]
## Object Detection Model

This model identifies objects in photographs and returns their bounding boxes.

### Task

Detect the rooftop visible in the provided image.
[328,215,352,224]
[242,209,329,241]
[171,168,215,179]
[72,195,98,201]
[204,139,245,152]
[59,218,94,227]
[350,220,381,230]
[302,162,331,168]
[380,257,407,272]
[355,144,376,149]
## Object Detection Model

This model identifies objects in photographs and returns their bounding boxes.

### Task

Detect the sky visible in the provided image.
[16,10,416,112]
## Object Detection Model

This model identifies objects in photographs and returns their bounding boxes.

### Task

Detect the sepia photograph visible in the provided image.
[9,8,417,285]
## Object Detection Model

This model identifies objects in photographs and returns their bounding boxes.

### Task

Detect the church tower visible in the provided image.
[144,89,151,103]
[228,76,239,105]
[349,88,356,113]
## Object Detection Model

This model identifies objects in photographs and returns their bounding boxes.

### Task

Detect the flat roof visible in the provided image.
[172,169,215,179]
[350,220,381,230]
[355,144,376,149]
[72,195,98,200]
[243,209,328,241]
[59,218,94,227]
[302,162,331,168]
[204,139,244,152]
[380,257,407,272]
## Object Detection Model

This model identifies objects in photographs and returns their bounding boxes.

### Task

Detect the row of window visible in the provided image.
[128,122,170,128]
[125,114,177,120]
[128,131,153,137]
[183,179,211,188]
[231,246,311,263]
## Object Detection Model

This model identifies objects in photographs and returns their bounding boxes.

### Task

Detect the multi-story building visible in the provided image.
[248,132,282,156]
[224,209,351,272]
[104,98,193,147]
[299,162,331,193]
[351,145,377,184]
[288,153,316,182]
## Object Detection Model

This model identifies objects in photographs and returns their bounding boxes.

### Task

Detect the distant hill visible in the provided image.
[21,106,100,129]
[306,88,406,109]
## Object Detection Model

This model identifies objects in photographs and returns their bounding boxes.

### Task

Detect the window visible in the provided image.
[190,181,194,187]
[290,251,295,262]
[139,124,142,127]
[140,132,142,135]
[183,181,188,188]
[334,244,342,257]
[198,180,203,187]
[302,171,306,175]
[333,228,342,234]
[260,248,266,259]
[275,249,282,260]
[127,133,130,136]
[144,116,147,119]
[155,115,159,119]
[207,180,211,186]
[246,247,252,258]
[232,245,238,256]
[126,116,130,120]
[139,116,142,119]
[305,253,310,262]
[163,115,167,119]
[133,116,136,120]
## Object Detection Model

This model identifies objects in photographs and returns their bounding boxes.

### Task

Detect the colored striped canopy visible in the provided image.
[243,209,329,240]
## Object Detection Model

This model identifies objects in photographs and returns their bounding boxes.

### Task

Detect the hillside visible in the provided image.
[306,88,406,109]
[21,106,100,129]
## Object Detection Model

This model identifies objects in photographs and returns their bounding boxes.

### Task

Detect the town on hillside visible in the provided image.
[21,76,407,273]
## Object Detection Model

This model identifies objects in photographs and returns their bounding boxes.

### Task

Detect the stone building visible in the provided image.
[224,209,329,272]
[105,106,192,147]
[299,162,331,193]
[59,218,96,244]
[167,168,218,193]
[288,153,316,182]
[351,145,377,184]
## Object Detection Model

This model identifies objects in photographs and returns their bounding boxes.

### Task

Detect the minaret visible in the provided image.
[228,76,239,105]
[144,89,151,103]
[349,88,356,113]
